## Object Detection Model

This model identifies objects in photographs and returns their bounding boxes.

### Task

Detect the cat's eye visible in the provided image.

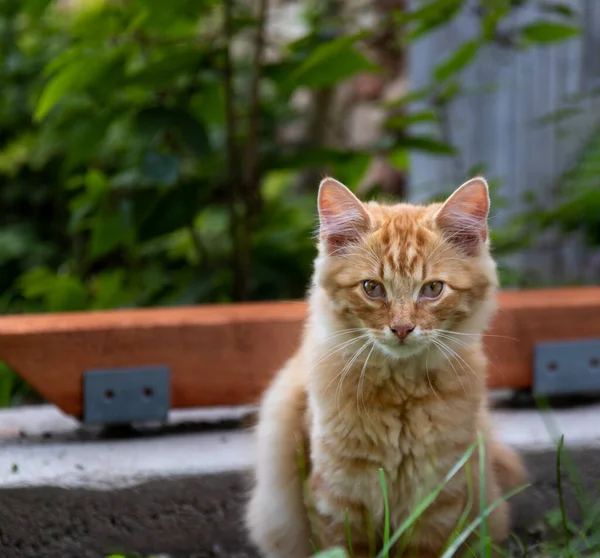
[363,280,386,299]
[420,281,444,300]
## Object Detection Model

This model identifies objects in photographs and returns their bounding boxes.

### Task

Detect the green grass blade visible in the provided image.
[345,508,355,558]
[556,434,571,549]
[445,459,474,555]
[313,548,349,558]
[376,439,479,558]
[379,468,391,558]
[478,432,490,558]
[365,508,376,558]
[439,483,530,558]
[536,397,591,517]
[297,439,322,552]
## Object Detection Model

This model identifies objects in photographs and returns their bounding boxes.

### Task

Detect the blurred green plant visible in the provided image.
[532,127,600,248]
[0,0,582,404]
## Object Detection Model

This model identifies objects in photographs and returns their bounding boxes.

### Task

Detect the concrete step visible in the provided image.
[1,402,600,558]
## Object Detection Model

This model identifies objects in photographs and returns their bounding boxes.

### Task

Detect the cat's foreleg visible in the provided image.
[245,361,313,558]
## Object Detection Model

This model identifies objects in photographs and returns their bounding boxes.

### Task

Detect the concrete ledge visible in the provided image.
[0,406,255,490]
[2,404,600,557]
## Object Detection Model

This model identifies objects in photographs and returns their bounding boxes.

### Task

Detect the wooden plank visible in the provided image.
[487,287,600,388]
[0,287,599,418]
[0,303,307,417]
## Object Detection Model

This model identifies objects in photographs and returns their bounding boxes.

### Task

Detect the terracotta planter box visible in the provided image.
[0,287,599,419]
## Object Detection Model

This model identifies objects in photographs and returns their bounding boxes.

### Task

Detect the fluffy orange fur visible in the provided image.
[246,177,526,558]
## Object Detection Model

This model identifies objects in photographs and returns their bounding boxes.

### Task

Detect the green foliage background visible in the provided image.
[0,0,591,404]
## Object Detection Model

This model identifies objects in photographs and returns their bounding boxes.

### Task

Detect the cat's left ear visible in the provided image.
[318,177,371,251]
[434,177,490,255]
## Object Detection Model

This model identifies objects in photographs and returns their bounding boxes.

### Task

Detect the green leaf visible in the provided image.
[127,47,206,86]
[383,87,432,108]
[436,81,462,104]
[90,213,131,259]
[141,152,181,187]
[23,0,51,18]
[84,169,109,198]
[402,0,463,40]
[387,149,409,171]
[65,116,110,169]
[397,135,455,155]
[135,107,172,137]
[179,114,211,156]
[46,276,89,312]
[136,107,210,156]
[19,268,55,299]
[0,225,34,264]
[0,362,17,407]
[192,81,226,126]
[533,106,582,127]
[434,40,480,82]
[292,35,378,89]
[331,153,372,189]
[134,183,203,241]
[385,110,438,130]
[35,49,123,121]
[521,21,579,43]
[540,2,577,18]
[19,268,90,312]
[91,270,134,309]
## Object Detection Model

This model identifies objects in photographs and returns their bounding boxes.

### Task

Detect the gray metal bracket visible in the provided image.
[533,338,600,396]
[83,365,170,425]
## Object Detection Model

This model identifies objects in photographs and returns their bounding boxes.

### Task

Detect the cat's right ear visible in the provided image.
[318,177,370,252]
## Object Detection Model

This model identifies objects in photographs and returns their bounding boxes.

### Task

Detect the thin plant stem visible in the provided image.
[379,468,391,558]
[478,432,490,558]
[557,434,571,550]
[345,508,355,558]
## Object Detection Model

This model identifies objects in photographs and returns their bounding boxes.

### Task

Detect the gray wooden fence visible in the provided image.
[408,0,600,285]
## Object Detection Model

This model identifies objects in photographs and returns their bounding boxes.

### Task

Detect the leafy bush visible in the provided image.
[0,0,583,405]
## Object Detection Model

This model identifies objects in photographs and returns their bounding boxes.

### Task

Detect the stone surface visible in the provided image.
[0,472,257,558]
[1,403,600,557]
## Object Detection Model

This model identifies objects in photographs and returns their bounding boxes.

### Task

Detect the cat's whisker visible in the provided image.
[430,337,468,395]
[319,335,373,394]
[433,331,475,351]
[357,342,377,426]
[316,332,371,364]
[321,327,370,343]
[425,344,441,401]
[434,328,518,342]
[335,339,371,413]
[435,331,473,348]
[435,337,481,382]
[315,338,361,371]
[435,329,514,380]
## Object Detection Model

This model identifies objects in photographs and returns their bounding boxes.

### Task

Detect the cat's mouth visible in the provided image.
[375,336,426,360]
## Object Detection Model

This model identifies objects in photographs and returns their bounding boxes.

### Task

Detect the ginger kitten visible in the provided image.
[246,177,526,558]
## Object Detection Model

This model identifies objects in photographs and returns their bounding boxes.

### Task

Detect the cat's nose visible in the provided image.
[390,324,415,340]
